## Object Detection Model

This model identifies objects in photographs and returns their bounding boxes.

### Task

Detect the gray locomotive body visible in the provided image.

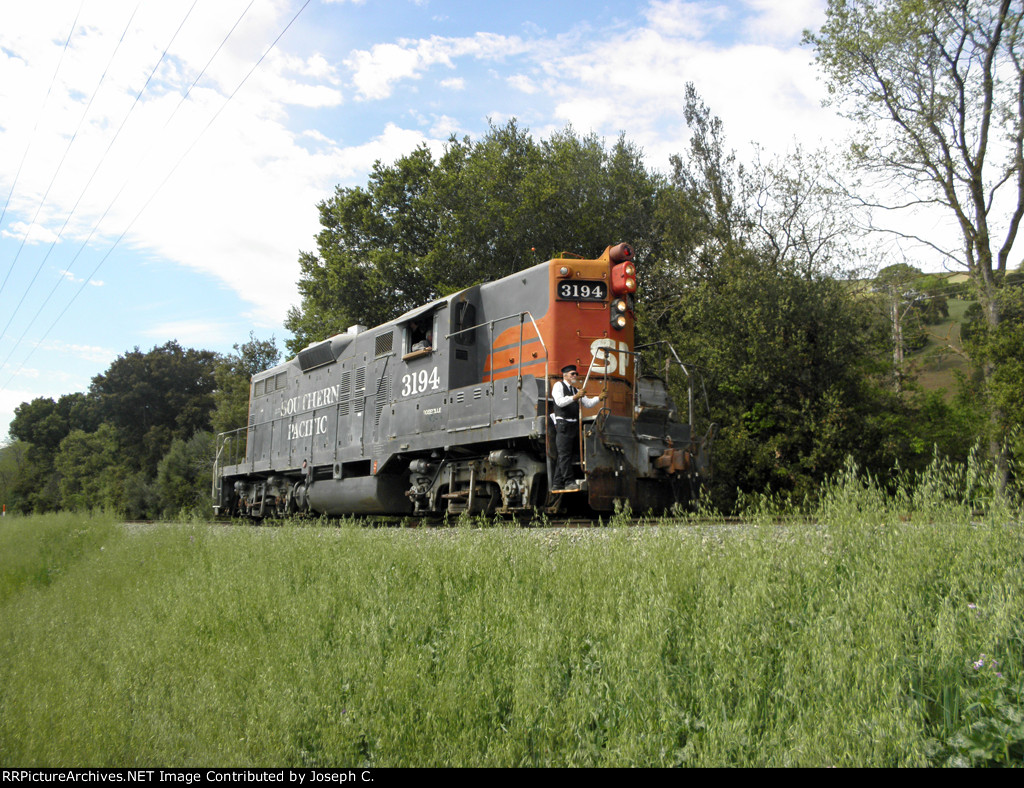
[213,245,712,518]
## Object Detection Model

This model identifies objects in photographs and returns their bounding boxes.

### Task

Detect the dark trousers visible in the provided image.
[553,419,579,489]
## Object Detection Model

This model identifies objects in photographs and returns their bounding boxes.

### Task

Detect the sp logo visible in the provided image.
[589,339,631,376]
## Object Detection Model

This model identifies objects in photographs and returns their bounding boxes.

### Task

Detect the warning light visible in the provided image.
[611,300,629,329]
[611,262,637,295]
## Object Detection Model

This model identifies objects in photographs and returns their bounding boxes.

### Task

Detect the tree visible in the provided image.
[741,144,862,276]
[806,0,1024,488]
[8,393,96,512]
[286,144,444,350]
[648,85,906,508]
[9,393,96,464]
[156,431,216,517]
[285,121,661,354]
[0,439,30,514]
[874,263,928,383]
[89,341,218,474]
[211,333,280,435]
[961,284,1024,472]
[54,425,123,512]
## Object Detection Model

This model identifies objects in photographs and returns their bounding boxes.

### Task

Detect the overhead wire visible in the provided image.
[0,0,85,296]
[0,1,144,302]
[0,1,204,346]
[0,0,314,393]
[0,0,256,377]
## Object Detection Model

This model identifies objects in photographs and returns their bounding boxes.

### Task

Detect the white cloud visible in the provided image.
[59,270,104,287]
[333,4,841,178]
[142,319,238,346]
[346,42,425,100]
[331,122,435,177]
[742,0,826,45]
[301,128,334,144]
[40,340,116,364]
[1,222,61,245]
[642,0,730,39]
[345,33,532,100]
[533,20,848,170]
[0,0,854,376]
[507,74,539,94]
[0,1,364,333]
[429,115,462,138]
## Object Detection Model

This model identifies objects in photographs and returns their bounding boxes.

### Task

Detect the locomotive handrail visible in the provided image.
[446,309,551,481]
[634,341,700,431]
[577,346,613,474]
[445,310,548,357]
[213,427,248,505]
[445,309,550,391]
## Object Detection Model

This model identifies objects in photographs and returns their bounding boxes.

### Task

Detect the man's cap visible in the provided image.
[561,364,578,375]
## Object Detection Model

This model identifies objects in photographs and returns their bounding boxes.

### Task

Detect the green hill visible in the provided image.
[908,296,972,397]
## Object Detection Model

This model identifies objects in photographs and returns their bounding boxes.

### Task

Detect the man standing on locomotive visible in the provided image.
[551,364,606,493]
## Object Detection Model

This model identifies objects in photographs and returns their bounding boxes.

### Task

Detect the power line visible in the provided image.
[0,0,257,378]
[0,0,84,294]
[0,0,202,346]
[0,0,314,393]
[0,1,143,309]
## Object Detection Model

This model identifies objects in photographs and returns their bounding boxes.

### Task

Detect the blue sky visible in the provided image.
[0,0,846,440]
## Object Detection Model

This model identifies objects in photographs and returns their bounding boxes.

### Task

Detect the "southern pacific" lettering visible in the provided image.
[276,384,341,418]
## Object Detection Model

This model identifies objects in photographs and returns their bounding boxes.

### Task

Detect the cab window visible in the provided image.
[403,314,434,359]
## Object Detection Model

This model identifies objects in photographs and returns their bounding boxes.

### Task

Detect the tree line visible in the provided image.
[0,336,278,518]
[2,0,1021,516]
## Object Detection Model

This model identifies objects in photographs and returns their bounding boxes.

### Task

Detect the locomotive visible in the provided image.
[213,243,712,518]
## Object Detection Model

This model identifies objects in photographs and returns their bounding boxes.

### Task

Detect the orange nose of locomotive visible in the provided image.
[549,243,636,415]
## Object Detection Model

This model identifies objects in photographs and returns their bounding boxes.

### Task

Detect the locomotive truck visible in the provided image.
[213,243,712,518]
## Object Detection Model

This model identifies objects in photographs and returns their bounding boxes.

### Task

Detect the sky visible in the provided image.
[0,0,855,440]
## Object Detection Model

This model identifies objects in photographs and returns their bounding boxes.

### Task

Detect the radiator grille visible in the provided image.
[374,376,390,427]
[298,341,334,371]
[374,331,393,357]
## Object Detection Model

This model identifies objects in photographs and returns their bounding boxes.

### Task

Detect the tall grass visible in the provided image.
[0,460,1021,766]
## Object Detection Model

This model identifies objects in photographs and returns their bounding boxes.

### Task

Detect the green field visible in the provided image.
[1,464,1022,767]
[911,297,972,396]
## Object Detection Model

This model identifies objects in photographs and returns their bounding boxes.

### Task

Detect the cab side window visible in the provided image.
[403,314,434,359]
[455,302,476,346]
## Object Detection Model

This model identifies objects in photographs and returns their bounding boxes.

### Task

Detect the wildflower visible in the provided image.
[967,603,977,610]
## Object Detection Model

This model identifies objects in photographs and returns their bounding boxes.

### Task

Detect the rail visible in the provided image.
[634,340,706,431]
[447,309,551,482]
[445,309,549,389]
[212,427,248,506]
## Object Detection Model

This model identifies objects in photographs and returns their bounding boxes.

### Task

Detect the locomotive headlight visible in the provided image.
[611,261,638,295]
[558,265,572,277]
[611,299,629,329]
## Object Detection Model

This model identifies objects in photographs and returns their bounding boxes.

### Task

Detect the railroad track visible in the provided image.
[125,515,817,529]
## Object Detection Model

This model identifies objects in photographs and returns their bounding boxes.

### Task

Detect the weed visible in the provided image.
[0,467,1020,767]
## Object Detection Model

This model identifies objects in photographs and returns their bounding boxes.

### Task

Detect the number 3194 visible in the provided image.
[401,367,440,397]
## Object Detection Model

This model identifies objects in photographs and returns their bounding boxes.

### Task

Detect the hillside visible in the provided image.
[909,297,971,397]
